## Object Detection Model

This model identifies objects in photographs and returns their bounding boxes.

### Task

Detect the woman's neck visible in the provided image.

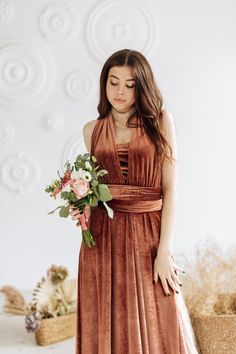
[111,106,135,129]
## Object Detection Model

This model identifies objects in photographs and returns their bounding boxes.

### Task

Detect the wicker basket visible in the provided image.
[35,312,76,346]
[192,314,236,354]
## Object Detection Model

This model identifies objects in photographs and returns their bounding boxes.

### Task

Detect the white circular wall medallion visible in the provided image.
[0,0,14,21]
[0,152,41,193]
[0,121,14,145]
[62,133,87,172]
[39,2,78,42]
[64,71,92,101]
[86,0,155,62]
[41,112,64,133]
[0,37,54,110]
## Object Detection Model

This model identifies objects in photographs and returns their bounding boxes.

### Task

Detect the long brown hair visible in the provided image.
[97,48,175,164]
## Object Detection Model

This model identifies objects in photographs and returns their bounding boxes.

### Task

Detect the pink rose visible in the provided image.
[71,179,90,199]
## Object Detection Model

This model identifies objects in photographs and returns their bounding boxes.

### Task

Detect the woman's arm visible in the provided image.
[158,109,178,255]
[69,119,97,226]
[153,109,184,295]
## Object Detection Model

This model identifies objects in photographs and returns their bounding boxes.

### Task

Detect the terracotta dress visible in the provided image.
[76,111,198,354]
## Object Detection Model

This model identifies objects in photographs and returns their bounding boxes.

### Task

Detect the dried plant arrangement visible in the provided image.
[25,264,77,345]
[0,285,27,315]
[178,239,236,316]
[176,238,236,354]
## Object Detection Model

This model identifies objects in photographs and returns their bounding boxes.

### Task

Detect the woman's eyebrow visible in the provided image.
[109,74,135,81]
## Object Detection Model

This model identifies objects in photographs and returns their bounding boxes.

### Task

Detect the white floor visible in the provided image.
[0,290,75,354]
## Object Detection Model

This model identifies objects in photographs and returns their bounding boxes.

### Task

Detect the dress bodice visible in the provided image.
[90,110,162,189]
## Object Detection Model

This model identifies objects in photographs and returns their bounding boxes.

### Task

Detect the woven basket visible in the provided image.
[192,314,236,354]
[35,312,76,346]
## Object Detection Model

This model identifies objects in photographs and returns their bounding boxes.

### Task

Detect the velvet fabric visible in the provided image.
[116,142,129,178]
[75,111,198,354]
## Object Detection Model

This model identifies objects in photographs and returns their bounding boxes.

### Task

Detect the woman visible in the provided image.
[71,49,198,354]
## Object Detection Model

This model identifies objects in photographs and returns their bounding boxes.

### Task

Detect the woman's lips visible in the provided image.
[114,98,126,103]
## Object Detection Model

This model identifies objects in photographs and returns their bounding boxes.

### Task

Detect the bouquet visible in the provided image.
[45,153,113,247]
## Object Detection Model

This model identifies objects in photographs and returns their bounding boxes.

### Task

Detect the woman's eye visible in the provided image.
[110,82,135,89]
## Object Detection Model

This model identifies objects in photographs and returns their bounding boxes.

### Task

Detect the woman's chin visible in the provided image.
[112,103,132,113]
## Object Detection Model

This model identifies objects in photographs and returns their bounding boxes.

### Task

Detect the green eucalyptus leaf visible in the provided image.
[98,184,113,201]
[91,186,100,198]
[45,186,53,193]
[47,206,63,215]
[91,179,98,187]
[61,191,77,203]
[88,194,99,206]
[59,205,70,218]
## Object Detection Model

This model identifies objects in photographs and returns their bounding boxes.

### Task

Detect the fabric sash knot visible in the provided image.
[106,184,163,213]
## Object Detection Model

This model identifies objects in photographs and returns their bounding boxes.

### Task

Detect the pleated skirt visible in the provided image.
[75,205,198,354]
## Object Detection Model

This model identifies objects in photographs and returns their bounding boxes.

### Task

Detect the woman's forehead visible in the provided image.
[108,65,134,79]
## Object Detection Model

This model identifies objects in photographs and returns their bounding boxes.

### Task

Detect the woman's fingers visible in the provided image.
[69,208,81,221]
[170,269,182,286]
[69,205,91,227]
[84,206,91,228]
[84,205,91,222]
[172,263,185,273]
[159,276,171,296]
[167,274,181,293]
[153,254,184,295]
[157,274,181,295]
[171,259,185,285]
[170,255,185,273]
[70,210,80,219]
[154,266,182,295]
[72,215,80,221]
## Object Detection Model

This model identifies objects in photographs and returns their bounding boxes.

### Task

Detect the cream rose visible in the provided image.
[71,179,90,199]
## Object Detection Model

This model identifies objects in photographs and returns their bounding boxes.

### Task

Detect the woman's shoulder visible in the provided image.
[83,119,98,135]
[161,109,175,129]
[161,108,173,120]
[83,119,99,153]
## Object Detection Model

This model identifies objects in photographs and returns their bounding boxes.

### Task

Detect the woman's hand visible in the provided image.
[69,205,91,228]
[153,250,185,296]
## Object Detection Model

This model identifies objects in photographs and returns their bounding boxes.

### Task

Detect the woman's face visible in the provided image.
[106,65,136,112]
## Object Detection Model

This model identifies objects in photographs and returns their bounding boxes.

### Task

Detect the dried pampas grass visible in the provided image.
[0,285,27,315]
[177,239,236,317]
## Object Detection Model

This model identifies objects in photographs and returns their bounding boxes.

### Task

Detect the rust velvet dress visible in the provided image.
[75,111,198,354]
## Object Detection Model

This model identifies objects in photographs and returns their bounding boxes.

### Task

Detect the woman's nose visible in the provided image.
[118,86,124,95]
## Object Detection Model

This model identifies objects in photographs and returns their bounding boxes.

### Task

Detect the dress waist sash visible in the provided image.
[106,184,163,213]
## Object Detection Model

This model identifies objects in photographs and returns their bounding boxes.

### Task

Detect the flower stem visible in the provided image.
[82,230,96,247]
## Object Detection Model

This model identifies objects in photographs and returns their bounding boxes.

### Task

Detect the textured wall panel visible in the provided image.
[0,152,41,193]
[41,112,64,133]
[39,2,79,42]
[86,0,155,62]
[0,0,14,21]
[0,121,14,145]
[0,37,54,109]
[62,133,87,172]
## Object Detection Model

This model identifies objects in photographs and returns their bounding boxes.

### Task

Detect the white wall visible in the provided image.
[0,0,235,289]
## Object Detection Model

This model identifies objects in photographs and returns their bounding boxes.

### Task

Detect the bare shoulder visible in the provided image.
[83,119,98,135]
[161,109,175,131]
[82,119,98,153]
